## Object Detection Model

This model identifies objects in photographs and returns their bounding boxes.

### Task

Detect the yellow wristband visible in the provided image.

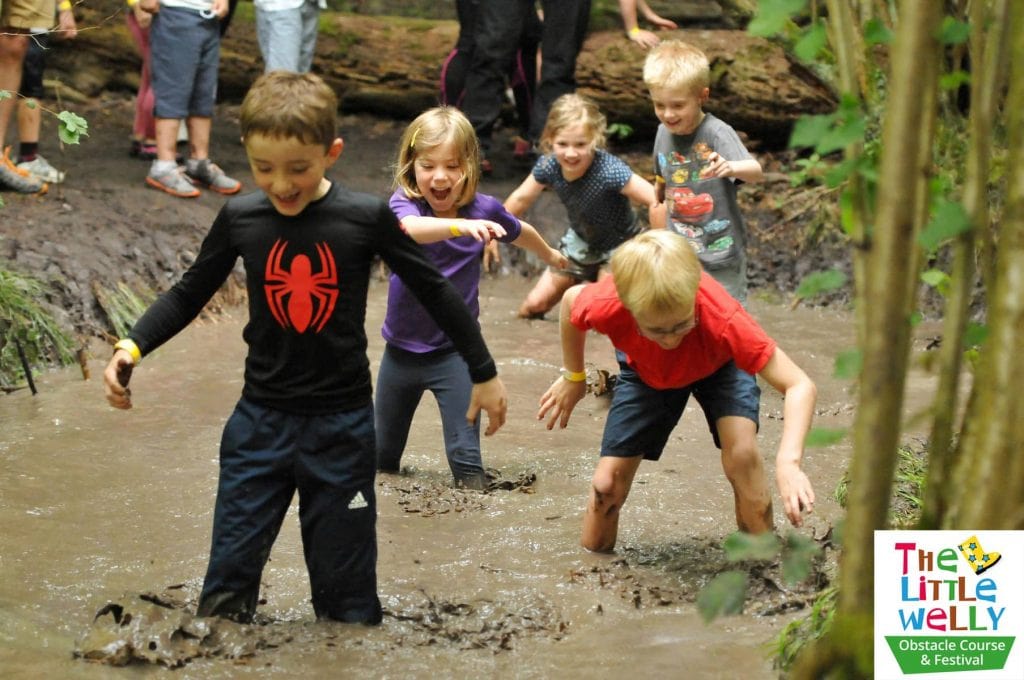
[449,224,462,237]
[59,0,72,10]
[114,338,142,364]
[561,368,587,383]
[629,26,641,36]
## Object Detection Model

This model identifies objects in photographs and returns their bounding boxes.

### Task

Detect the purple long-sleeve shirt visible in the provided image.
[383,189,522,353]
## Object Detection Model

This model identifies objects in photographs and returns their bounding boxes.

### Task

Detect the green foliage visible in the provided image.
[606,122,633,142]
[94,282,154,340]
[918,199,971,252]
[0,266,77,386]
[696,571,747,622]
[790,95,867,156]
[794,268,848,300]
[937,17,971,45]
[697,531,823,624]
[56,110,89,146]
[806,427,847,448]
[863,19,893,46]
[772,585,838,672]
[793,19,829,62]
[833,348,862,379]
[748,0,807,38]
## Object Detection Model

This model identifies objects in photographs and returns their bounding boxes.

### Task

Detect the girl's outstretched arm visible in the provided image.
[511,221,568,270]
[504,175,545,216]
[399,215,505,244]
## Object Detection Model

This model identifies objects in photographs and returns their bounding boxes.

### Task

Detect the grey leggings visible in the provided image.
[374,344,484,481]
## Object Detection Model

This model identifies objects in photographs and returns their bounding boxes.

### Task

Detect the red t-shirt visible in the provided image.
[570,273,777,389]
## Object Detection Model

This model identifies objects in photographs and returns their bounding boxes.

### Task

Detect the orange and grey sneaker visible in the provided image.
[146,163,201,198]
[0,146,48,194]
[185,159,241,195]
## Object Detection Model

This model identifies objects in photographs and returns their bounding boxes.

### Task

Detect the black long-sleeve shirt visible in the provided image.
[128,182,497,414]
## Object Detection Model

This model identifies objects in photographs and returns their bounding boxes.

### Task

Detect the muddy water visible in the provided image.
[0,276,872,678]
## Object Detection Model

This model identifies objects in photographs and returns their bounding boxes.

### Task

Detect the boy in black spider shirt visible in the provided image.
[102,71,508,625]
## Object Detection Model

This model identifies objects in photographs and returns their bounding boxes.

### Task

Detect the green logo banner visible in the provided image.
[885,636,1015,674]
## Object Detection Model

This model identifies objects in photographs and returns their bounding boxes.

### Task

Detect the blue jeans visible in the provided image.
[255,0,321,73]
[601,355,761,460]
[374,344,484,483]
[197,397,382,624]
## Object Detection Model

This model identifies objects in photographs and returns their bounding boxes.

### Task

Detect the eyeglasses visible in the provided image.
[637,314,699,339]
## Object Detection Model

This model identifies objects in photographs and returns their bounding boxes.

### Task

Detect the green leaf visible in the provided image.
[781,533,821,585]
[795,269,848,299]
[789,114,833,150]
[696,571,747,623]
[747,0,807,37]
[723,531,780,562]
[863,18,893,45]
[939,70,971,91]
[909,311,923,327]
[920,268,952,296]
[816,114,867,155]
[824,156,858,188]
[56,110,89,146]
[794,21,828,62]
[0,89,12,101]
[937,17,970,45]
[919,199,971,251]
[833,349,862,379]
[963,322,988,347]
[806,427,846,447]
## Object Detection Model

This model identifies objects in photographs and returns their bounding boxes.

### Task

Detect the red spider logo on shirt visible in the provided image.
[264,239,338,333]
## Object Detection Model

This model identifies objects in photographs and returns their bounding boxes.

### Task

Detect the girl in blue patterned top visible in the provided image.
[504,93,659,318]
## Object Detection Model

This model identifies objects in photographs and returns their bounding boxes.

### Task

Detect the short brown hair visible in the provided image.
[539,93,607,153]
[240,71,338,150]
[610,230,701,315]
[394,106,480,209]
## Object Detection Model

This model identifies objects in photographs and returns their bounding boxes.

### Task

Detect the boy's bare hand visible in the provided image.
[776,461,815,527]
[103,350,135,410]
[483,240,501,271]
[467,376,507,436]
[537,377,587,429]
[699,151,734,179]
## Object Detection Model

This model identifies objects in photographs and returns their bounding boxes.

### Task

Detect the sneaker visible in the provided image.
[0,146,47,194]
[185,159,241,195]
[512,135,534,160]
[17,155,66,184]
[129,140,159,160]
[146,164,200,198]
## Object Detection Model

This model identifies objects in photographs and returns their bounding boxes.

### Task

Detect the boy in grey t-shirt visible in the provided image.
[643,40,764,302]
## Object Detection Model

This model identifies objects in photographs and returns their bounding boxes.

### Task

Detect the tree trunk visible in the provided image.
[946,3,1024,529]
[921,0,1011,529]
[836,0,942,621]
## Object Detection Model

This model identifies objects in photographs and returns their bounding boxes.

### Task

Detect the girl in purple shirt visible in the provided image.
[377,107,565,489]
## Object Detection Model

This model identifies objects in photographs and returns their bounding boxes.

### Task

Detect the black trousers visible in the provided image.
[462,0,591,150]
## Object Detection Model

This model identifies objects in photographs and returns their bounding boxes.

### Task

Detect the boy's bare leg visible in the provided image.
[717,416,774,533]
[517,269,577,318]
[186,115,212,160]
[154,117,181,162]
[581,455,643,552]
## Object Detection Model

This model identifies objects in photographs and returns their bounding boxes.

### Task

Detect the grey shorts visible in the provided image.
[150,6,221,119]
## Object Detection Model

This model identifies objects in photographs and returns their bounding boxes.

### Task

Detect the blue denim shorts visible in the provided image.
[601,353,761,460]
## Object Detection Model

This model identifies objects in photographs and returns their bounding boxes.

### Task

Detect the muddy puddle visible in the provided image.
[0,274,945,678]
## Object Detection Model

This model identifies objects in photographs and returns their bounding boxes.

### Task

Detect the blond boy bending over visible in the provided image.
[537,230,816,552]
